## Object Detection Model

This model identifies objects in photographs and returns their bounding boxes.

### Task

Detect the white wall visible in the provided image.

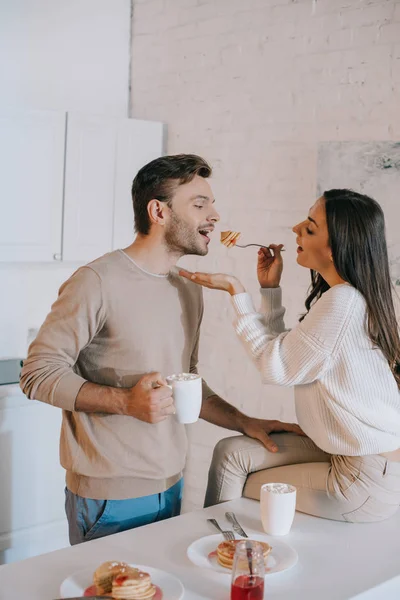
[0,0,131,359]
[129,0,400,510]
[0,0,131,115]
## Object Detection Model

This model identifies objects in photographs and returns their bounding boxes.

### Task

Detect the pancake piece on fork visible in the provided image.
[221,230,241,248]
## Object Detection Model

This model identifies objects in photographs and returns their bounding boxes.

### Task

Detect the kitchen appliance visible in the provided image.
[0,358,23,386]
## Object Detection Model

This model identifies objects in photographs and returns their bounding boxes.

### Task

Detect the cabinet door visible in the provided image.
[62,113,118,262]
[0,394,68,562]
[0,111,65,262]
[113,119,164,249]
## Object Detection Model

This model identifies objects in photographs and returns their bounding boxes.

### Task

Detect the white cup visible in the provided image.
[166,373,202,424]
[260,483,297,536]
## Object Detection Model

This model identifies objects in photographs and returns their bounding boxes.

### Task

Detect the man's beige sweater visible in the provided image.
[20,250,214,500]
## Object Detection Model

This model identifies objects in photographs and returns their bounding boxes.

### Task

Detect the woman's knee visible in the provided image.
[211,435,244,467]
[210,435,264,476]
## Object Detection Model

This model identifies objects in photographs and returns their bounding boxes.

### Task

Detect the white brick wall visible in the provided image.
[130,0,400,511]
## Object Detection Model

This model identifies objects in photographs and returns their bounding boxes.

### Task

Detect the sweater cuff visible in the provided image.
[53,371,88,411]
[260,287,282,312]
[231,292,256,316]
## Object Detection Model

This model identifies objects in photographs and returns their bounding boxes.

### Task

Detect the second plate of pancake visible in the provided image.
[187,533,298,576]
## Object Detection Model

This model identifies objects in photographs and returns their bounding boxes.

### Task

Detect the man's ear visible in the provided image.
[147,199,168,227]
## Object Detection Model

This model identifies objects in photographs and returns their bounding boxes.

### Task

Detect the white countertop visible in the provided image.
[0,497,399,600]
[0,382,24,398]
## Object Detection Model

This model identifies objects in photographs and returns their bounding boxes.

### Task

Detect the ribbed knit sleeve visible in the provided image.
[231,286,356,386]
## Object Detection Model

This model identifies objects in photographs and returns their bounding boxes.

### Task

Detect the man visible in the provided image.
[20,154,302,545]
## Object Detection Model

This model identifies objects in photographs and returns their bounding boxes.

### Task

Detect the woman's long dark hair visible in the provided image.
[302,189,400,388]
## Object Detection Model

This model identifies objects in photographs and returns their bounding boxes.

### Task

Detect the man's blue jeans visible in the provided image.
[65,479,183,545]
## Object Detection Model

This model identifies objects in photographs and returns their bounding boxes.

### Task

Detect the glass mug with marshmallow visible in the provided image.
[165,373,202,424]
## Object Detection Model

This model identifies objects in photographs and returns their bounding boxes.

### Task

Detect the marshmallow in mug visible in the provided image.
[263,483,295,494]
[166,372,202,424]
[167,373,199,382]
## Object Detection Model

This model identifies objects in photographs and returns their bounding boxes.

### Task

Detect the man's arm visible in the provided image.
[200,393,303,452]
[20,267,103,410]
[75,375,174,423]
[20,267,174,423]
[75,381,124,413]
[200,394,249,432]
[191,293,303,452]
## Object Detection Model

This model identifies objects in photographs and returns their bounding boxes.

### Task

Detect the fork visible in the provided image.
[207,518,235,541]
[235,243,285,250]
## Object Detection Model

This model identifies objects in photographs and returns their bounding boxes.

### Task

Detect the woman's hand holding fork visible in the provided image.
[179,244,284,294]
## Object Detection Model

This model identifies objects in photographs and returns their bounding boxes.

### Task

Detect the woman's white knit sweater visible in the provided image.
[231,284,400,456]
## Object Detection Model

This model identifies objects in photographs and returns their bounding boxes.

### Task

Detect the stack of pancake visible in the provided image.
[112,569,156,599]
[220,230,241,248]
[216,540,272,570]
[94,561,133,594]
[93,561,156,599]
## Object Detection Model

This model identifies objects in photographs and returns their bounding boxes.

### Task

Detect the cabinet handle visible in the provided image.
[53,253,62,261]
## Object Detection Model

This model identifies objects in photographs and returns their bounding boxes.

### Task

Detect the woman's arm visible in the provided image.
[180,245,358,388]
[235,287,287,336]
[232,285,356,386]
[180,245,287,335]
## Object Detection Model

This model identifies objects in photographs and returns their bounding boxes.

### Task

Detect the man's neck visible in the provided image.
[123,234,182,276]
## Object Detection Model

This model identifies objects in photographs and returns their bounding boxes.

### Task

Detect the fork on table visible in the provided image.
[207,518,235,541]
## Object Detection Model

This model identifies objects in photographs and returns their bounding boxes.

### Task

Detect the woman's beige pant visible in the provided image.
[204,433,400,523]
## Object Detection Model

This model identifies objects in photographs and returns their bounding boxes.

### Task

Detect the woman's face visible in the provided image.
[292,197,333,272]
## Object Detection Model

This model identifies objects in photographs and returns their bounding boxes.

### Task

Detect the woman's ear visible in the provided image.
[147,199,168,227]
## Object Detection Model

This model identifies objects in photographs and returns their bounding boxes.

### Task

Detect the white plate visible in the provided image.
[187,533,298,576]
[60,564,184,599]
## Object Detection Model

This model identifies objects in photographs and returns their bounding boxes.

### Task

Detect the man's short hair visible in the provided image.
[131,154,212,235]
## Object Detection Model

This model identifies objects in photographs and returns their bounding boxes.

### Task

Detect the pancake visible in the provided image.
[111,569,156,600]
[216,539,272,570]
[221,230,241,248]
[93,561,132,594]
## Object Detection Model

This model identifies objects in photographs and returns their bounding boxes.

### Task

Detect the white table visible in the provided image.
[0,498,399,600]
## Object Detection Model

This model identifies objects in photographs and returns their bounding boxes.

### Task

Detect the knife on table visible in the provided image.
[225,511,249,537]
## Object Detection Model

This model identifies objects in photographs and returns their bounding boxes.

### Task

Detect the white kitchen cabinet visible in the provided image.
[62,114,118,262]
[0,110,164,263]
[113,119,165,249]
[62,114,164,260]
[0,389,69,564]
[0,110,66,262]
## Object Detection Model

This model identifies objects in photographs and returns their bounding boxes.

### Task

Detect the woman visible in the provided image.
[180,189,400,523]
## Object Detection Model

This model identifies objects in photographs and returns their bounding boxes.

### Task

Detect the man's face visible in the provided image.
[164,175,220,256]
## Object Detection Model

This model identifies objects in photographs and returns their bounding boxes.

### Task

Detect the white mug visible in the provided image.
[166,373,202,424]
[260,483,297,536]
